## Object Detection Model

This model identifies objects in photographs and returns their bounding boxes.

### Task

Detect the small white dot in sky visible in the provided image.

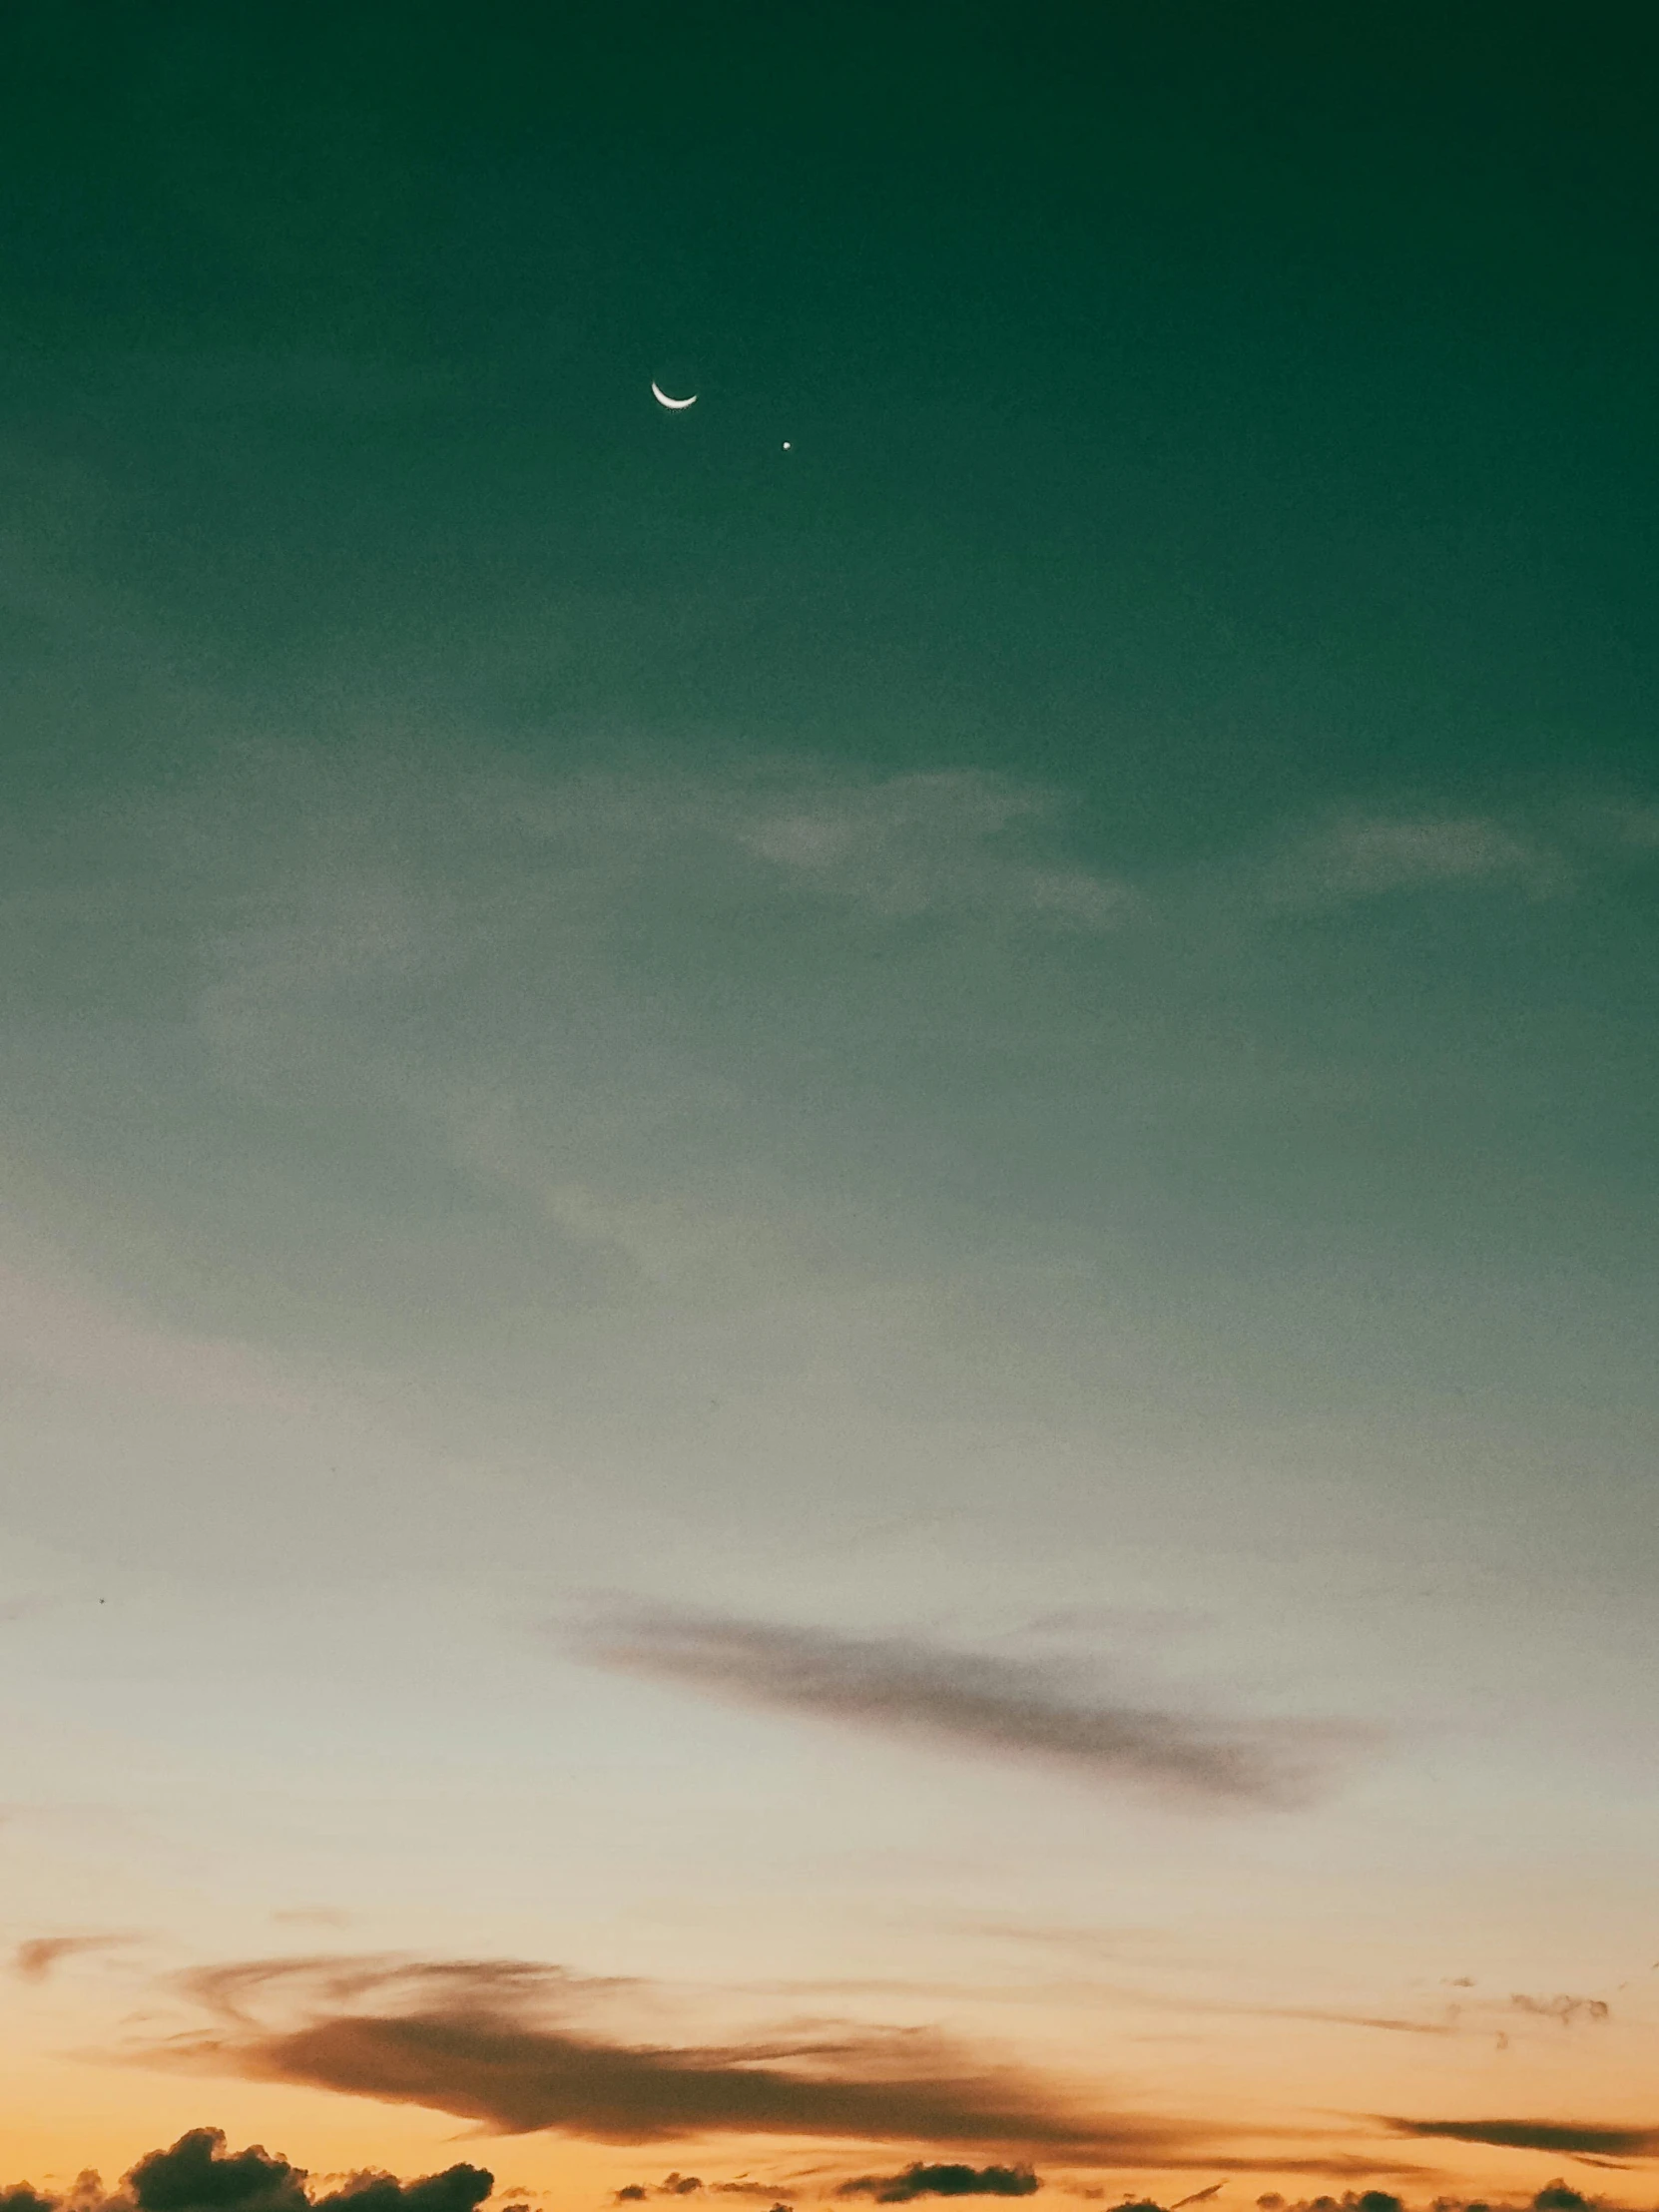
[783,440,791,449]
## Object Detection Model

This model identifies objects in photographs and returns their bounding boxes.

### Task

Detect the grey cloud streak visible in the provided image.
[569,1610,1366,1810]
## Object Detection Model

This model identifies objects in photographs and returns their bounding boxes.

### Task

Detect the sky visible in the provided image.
[1,6,1657,2211]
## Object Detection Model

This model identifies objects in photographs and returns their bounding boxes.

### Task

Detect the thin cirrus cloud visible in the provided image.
[1382,2119,1659,2158]
[567,1608,1367,1810]
[1267,814,1560,906]
[727,770,1131,931]
[143,1952,1215,2159]
[0,1257,295,1413]
[1506,1995,1609,2027]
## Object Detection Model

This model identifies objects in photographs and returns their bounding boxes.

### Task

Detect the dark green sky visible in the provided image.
[5,17,1659,2188]
[2,3,1656,1421]
[4,3,1656,836]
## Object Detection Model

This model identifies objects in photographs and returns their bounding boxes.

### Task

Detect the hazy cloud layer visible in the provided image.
[1270,816,1560,906]
[725,772,1131,930]
[147,1953,1214,2157]
[570,1609,1363,1810]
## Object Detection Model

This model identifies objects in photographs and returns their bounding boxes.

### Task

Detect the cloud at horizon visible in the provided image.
[835,2165,1040,2201]
[0,2129,491,2212]
[108,1950,1546,2194]
[138,1954,1218,2158]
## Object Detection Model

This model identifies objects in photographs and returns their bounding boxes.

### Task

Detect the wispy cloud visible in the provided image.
[1587,800,1659,851]
[0,1257,296,1412]
[1506,1995,1609,2028]
[177,1953,591,2029]
[1269,815,1560,906]
[1169,2000,1453,2040]
[13,1933,140,1982]
[727,771,1131,931]
[567,1608,1367,1810]
[140,1952,1221,2159]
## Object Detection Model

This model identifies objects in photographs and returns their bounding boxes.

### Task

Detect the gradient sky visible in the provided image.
[3,7,1657,2211]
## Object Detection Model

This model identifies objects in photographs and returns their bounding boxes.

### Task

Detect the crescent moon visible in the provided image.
[651,381,698,409]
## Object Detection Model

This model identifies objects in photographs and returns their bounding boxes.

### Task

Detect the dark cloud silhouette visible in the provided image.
[1188,2174,1427,2189]
[1253,2196,1407,2212]
[1384,2120,1659,2158]
[1252,2196,1405,2212]
[13,1934,136,1981]
[129,2132,307,2212]
[1532,2188,1595,2212]
[0,2134,492,2212]
[319,2171,492,2212]
[1081,2174,1422,2211]
[570,1609,1366,1810]
[836,2164,1040,2201]
[1243,2192,1421,2212]
[146,1952,1215,2157]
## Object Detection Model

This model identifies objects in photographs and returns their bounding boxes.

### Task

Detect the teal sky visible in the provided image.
[1,8,1657,2208]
